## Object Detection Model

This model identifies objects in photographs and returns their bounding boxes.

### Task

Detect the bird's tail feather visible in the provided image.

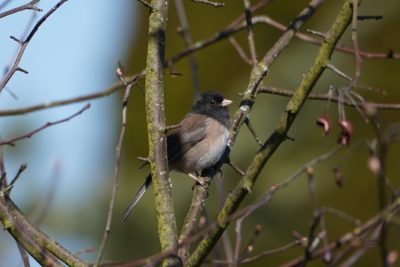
[122,174,152,222]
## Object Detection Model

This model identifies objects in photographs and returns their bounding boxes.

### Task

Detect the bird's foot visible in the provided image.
[189,173,209,189]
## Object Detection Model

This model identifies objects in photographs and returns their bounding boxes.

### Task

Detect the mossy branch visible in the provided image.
[0,196,88,267]
[186,0,355,266]
[144,0,179,266]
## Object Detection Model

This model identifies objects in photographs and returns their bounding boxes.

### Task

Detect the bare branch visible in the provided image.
[258,86,400,110]
[8,163,27,189]
[0,0,42,19]
[0,196,88,266]
[191,0,225,8]
[174,0,201,99]
[136,0,153,10]
[0,73,143,117]
[243,0,258,66]
[0,104,90,146]
[228,37,252,65]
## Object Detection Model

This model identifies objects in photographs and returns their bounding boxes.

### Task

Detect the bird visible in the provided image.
[123,91,232,221]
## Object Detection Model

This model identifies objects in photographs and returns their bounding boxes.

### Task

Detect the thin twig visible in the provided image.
[30,160,62,226]
[0,0,68,93]
[0,147,5,188]
[326,63,352,81]
[299,212,322,267]
[228,37,252,65]
[244,116,262,146]
[213,239,302,265]
[258,86,400,110]
[0,73,143,116]
[232,217,244,267]
[338,224,382,267]
[321,206,362,226]
[238,224,262,261]
[94,64,134,266]
[16,242,31,267]
[243,0,258,66]
[191,0,225,8]
[253,15,400,60]
[0,0,42,19]
[136,0,152,9]
[174,0,201,99]
[0,104,90,146]
[350,0,362,86]
[8,163,27,190]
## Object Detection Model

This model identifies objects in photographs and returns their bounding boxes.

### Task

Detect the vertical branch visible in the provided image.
[0,146,6,188]
[174,0,201,99]
[144,0,179,265]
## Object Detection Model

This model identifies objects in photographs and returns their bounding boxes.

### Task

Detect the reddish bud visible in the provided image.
[337,120,353,145]
[316,116,331,136]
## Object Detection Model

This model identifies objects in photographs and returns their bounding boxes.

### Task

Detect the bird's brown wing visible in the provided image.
[167,113,207,165]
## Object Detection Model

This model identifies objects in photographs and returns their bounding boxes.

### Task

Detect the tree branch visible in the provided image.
[258,86,400,110]
[0,196,88,266]
[0,104,90,146]
[0,0,42,19]
[144,0,179,266]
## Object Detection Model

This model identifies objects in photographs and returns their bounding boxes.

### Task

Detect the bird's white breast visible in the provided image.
[196,118,229,171]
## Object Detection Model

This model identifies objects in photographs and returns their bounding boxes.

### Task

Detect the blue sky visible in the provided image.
[0,0,136,265]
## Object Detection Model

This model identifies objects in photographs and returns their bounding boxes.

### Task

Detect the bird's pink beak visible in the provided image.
[221,98,233,107]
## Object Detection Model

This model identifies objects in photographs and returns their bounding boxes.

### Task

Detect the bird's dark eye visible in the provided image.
[209,99,217,105]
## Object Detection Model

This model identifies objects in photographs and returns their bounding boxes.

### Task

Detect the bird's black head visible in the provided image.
[192,92,232,114]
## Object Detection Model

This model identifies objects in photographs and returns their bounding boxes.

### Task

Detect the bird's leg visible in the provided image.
[188,173,208,189]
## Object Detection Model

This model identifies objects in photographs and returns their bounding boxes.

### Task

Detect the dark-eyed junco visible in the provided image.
[123,92,232,221]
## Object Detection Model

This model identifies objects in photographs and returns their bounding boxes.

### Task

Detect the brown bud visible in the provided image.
[338,120,353,145]
[316,116,332,136]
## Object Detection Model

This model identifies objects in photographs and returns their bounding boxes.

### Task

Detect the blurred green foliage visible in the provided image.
[106,1,400,266]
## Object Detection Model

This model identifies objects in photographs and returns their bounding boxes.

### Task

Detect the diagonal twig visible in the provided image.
[0,0,42,19]
[0,104,90,146]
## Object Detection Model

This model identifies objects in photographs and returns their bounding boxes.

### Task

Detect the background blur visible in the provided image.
[0,1,399,266]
